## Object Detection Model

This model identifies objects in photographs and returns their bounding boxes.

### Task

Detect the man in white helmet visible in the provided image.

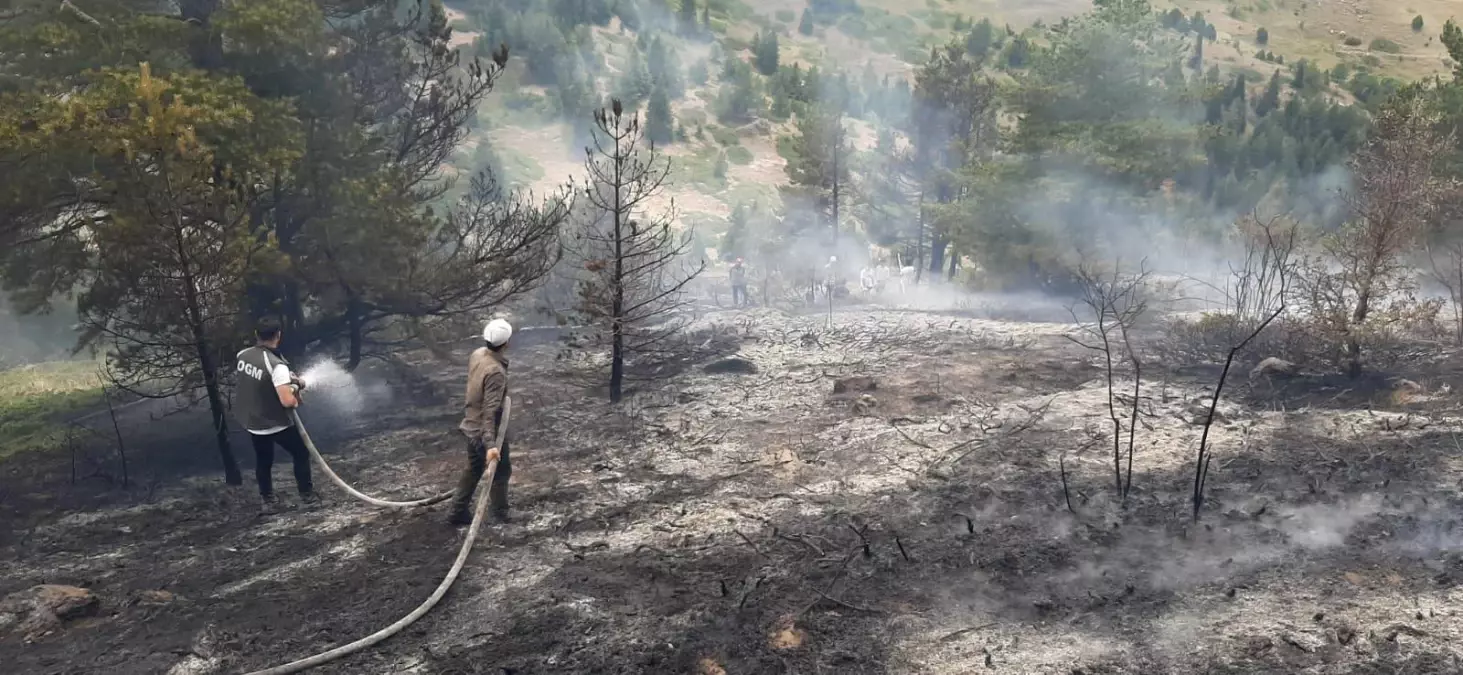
[449,318,514,525]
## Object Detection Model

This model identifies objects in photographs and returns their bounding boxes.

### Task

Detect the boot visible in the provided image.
[446,508,473,527]
[488,480,510,522]
[299,491,322,509]
[260,493,280,515]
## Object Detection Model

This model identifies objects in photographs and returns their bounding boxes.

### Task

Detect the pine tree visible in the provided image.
[1413,15,1425,33]
[1292,59,1308,90]
[966,18,995,57]
[646,88,673,144]
[702,4,711,32]
[720,203,751,259]
[618,46,654,106]
[799,8,815,35]
[1161,8,1185,30]
[1232,90,1247,135]
[1189,34,1204,69]
[755,30,780,75]
[1256,27,1268,45]
[574,102,704,403]
[679,0,698,35]
[1257,70,1282,116]
[647,36,684,99]
[1005,36,1030,67]
[716,60,759,123]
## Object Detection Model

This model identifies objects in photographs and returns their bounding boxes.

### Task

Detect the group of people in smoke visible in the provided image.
[234,316,515,526]
[723,255,915,308]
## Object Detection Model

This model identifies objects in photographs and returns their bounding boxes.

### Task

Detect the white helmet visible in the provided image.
[482,318,513,347]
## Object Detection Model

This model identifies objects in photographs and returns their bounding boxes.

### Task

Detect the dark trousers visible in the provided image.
[731,284,748,306]
[451,433,511,516]
[251,426,314,496]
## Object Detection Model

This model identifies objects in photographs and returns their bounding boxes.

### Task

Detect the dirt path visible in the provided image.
[3,302,1463,673]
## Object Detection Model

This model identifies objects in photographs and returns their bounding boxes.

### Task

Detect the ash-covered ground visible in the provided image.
[4,302,1463,674]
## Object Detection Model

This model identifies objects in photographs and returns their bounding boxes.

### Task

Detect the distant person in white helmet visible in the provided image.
[449,318,514,525]
[824,255,843,298]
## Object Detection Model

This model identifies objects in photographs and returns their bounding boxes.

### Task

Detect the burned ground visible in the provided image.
[2,305,1463,674]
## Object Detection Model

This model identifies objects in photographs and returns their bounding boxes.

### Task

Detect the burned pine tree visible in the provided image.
[783,105,851,247]
[573,100,704,403]
[248,4,513,365]
[1297,93,1449,377]
[320,169,573,364]
[909,40,997,280]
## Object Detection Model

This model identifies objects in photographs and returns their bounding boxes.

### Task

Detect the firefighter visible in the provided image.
[729,257,749,307]
[449,318,513,525]
[234,317,318,514]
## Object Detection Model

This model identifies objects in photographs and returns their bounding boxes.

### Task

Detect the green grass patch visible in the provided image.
[0,361,103,462]
[708,125,741,146]
[674,143,729,188]
[726,144,754,164]
[1369,38,1401,54]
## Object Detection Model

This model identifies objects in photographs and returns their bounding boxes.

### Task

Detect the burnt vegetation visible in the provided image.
[7,0,1463,674]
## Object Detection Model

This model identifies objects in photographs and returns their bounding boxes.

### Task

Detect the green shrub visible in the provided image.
[726,145,753,164]
[1344,35,1362,46]
[1369,37,1401,53]
[1413,15,1425,33]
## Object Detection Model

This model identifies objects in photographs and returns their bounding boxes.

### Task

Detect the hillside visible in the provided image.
[443,0,1450,251]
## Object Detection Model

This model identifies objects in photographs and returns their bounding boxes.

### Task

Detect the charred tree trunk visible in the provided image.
[929,237,947,275]
[176,236,241,486]
[831,122,842,247]
[610,158,626,404]
[345,295,365,372]
[946,247,959,280]
[1346,286,1372,379]
[914,191,925,285]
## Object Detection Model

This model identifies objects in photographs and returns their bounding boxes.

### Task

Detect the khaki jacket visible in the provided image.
[459,347,508,444]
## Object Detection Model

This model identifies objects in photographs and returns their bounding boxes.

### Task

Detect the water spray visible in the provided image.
[291,361,453,508]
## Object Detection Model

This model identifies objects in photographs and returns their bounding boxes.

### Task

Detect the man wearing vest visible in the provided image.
[235,317,318,513]
[449,318,513,526]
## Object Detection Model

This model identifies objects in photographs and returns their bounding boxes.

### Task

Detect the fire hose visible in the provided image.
[240,397,511,675]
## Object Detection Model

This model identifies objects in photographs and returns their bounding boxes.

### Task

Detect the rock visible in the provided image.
[1249,357,1296,380]
[136,590,178,605]
[832,376,877,395]
[703,358,758,375]
[0,585,100,639]
[852,394,879,415]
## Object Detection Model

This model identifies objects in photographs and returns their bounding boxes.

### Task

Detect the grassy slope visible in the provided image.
[0,361,103,462]
[1169,0,1452,81]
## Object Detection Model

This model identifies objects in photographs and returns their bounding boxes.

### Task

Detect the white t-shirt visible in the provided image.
[248,351,294,436]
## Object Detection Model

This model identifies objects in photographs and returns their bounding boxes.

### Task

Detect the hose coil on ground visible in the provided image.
[240,397,512,675]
